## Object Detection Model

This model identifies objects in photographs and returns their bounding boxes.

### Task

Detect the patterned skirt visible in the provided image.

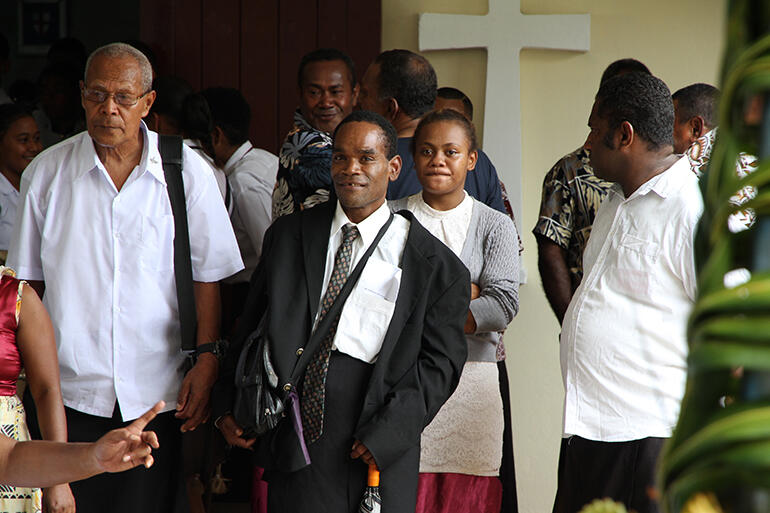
[0,394,42,513]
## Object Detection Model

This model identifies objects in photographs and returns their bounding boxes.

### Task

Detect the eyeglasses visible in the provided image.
[81,87,151,107]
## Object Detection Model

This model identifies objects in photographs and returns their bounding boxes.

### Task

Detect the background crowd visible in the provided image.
[0,22,734,513]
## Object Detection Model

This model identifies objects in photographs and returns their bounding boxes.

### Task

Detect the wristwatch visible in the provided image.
[195,339,228,364]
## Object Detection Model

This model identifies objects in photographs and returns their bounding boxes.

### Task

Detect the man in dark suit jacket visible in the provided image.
[214,110,469,513]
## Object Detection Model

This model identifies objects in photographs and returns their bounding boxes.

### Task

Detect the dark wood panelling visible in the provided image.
[201,0,240,88]
[317,0,348,50]
[241,0,279,151]
[174,0,203,89]
[346,0,381,82]
[277,0,318,146]
[140,0,381,151]
[139,0,175,75]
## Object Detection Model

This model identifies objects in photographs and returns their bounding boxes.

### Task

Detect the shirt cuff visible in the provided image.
[192,260,245,283]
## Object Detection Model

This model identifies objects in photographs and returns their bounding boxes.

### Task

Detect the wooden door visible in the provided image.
[139,0,381,152]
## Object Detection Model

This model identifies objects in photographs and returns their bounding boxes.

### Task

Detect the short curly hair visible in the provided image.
[297,48,356,89]
[201,87,251,146]
[596,72,674,151]
[334,110,398,159]
[375,50,436,120]
[672,83,720,128]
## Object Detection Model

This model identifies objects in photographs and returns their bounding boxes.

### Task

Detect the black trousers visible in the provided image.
[26,395,188,513]
[552,435,665,513]
[498,360,518,513]
[266,351,376,513]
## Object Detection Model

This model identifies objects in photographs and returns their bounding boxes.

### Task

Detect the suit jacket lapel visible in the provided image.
[375,215,433,367]
[301,200,335,325]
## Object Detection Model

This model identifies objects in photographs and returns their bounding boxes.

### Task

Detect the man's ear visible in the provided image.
[386,98,399,122]
[145,112,159,131]
[352,83,360,107]
[210,126,225,157]
[618,120,634,149]
[140,90,156,118]
[690,116,705,139]
[388,154,402,181]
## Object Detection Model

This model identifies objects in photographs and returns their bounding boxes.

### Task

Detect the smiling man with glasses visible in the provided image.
[7,42,243,513]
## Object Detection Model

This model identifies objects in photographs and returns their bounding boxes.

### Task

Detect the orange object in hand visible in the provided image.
[367,464,380,487]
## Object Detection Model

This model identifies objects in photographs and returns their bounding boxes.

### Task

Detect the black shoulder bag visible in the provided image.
[233,213,395,438]
[158,134,198,356]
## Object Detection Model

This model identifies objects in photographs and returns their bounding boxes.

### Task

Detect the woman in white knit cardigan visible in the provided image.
[389,109,520,513]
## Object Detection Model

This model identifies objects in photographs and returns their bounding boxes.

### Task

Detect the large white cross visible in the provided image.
[419,0,590,238]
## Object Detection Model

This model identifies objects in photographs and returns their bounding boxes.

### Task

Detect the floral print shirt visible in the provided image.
[686,127,758,233]
[533,147,613,289]
[272,109,334,219]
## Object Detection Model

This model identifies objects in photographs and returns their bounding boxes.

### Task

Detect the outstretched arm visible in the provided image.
[17,282,74,512]
[0,401,164,488]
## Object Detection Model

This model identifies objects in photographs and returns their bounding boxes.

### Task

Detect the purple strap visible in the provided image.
[288,389,311,465]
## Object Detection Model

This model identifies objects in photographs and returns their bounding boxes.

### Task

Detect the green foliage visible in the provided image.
[660,2,770,511]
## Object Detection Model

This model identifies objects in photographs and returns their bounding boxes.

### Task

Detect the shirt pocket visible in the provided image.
[138,214,174,271]
[608,233,660,299]
[335,287,396,362]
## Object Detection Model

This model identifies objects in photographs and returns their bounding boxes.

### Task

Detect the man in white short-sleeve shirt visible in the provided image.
[555,73,703,513]
[7,43,243,513]
[202,87,278,285]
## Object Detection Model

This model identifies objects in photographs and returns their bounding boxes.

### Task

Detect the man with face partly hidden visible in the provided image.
[272,48,360,218]
[359,50,508,214]
[8,42,243,512]
[555,73,703,513]
[215,110,469,513]
[672,83,758,233]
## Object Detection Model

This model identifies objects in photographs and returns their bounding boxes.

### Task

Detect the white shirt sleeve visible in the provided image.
[7,167,44,280]
[230,167,273,262]
[182,146,244,282]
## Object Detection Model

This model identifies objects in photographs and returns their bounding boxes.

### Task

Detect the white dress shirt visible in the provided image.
[318,201,410,363]
[0,173,19,252]
[560,156,703,441]
[183,138,229,208]
[223,141,278,283]
[8,123,244,420]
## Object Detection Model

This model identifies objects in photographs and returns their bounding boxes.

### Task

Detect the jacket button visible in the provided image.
[283,383,292,392]
[296,348,304,356]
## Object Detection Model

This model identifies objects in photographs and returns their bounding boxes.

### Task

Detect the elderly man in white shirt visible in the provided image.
[554,73,703,513]
[7,43,243,513]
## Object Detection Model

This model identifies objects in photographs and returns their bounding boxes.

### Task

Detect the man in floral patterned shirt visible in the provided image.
[673,83,758,232]
[534,59,650,323]
[272,48,359,218]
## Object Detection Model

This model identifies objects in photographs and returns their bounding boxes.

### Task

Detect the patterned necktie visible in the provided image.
[301,223,360,444]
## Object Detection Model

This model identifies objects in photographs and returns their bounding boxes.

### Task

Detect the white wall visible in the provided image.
[381,1,727,511]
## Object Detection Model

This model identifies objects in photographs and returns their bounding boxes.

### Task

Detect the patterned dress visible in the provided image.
[533,147,613,291]
[0,267,41,513]
[271,109,334,219]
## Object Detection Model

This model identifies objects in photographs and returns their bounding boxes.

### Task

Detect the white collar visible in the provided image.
[331,200,391,249]
[73,121,165,185]
[614,156,691,202]
[223,141,253,175]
